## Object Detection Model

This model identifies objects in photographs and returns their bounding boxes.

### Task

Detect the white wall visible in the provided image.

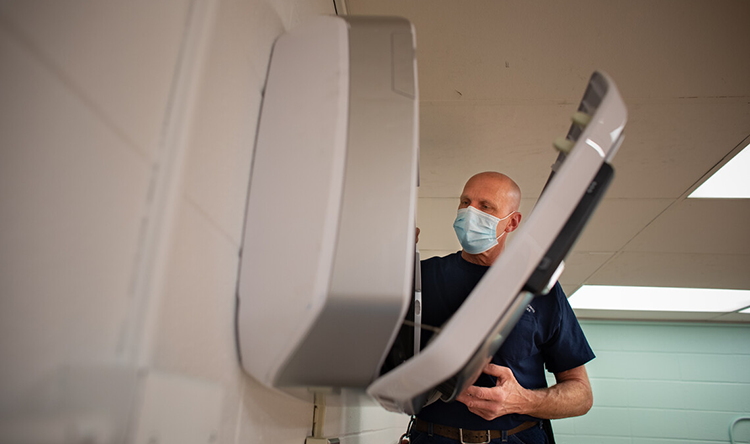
[0,1,409,442]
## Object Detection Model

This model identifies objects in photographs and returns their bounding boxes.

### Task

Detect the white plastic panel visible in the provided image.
[237,16,350,387]
[237,16,419,391]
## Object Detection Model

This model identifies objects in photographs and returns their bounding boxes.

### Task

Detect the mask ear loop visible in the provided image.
[495,211,517,240]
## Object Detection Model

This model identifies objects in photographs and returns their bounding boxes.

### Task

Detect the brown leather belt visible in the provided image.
[414,418,538,443]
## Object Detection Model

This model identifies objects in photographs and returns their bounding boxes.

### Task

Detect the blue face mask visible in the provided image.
[453,206,515,254]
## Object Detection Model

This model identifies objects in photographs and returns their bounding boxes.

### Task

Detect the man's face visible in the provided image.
[458,175,512,220]
[455,173,522,261]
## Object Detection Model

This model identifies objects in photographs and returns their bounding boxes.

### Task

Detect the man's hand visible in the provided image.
[456,363,593,421]
[456,364,532,421]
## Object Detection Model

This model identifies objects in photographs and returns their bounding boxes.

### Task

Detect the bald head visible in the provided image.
[461,172,521,216]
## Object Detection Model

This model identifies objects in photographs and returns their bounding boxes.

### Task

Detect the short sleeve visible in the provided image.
[541,283,595,373]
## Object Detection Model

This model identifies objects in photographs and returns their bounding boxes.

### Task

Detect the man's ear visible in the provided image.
[507,213,522,232]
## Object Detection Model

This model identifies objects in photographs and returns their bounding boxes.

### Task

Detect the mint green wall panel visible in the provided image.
[587,350,681,379]
[561,406,633,436]
[630,410,733,440]
[588,379,631,407]
[678,354,750,383]
[554,436,632,444]
[637,439,729,444]
[620,381,750,411]
[551,321,750,444]
[580,322,750,354]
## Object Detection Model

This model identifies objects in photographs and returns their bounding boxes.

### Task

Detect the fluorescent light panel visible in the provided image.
[569,285,750,313]
[689,142,750,199]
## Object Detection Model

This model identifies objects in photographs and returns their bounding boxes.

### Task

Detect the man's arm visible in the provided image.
[455,363,593,421]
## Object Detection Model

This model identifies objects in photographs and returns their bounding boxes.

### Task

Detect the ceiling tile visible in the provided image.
[419,102,574,198]
[348,0,750,101]
[588,252,750,290]
[571,199,671,252]
[420,100,750,200]
[624,199,750,255]
[605,101,750,199]
[560,252,614,287]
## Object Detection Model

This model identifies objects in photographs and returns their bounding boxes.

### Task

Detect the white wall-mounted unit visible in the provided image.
[236,15,419,391]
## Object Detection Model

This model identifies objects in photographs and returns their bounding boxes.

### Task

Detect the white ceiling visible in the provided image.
[343,0,750,322]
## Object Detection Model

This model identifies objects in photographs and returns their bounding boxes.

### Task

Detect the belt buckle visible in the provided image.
[458,428,490,444]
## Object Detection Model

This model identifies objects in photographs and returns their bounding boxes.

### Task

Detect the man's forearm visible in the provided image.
[518,376,593,419]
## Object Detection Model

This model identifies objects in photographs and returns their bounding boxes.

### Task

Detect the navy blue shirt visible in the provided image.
[416,252,595,430]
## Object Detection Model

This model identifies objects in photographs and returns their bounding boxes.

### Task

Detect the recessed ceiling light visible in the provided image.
[689,142,750,199]
[569,285,750,312]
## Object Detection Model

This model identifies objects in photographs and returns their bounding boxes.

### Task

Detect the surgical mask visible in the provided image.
[453,206,516,254]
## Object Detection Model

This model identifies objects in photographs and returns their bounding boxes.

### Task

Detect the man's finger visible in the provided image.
[457,392,492,409]
[457,394,502,421]
[482,363,512,379]
[458,385,495,401]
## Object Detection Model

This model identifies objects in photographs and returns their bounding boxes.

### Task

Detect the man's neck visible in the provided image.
[461,245,503,267]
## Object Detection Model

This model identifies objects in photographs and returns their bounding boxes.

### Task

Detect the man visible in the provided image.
[409,172,594,444]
